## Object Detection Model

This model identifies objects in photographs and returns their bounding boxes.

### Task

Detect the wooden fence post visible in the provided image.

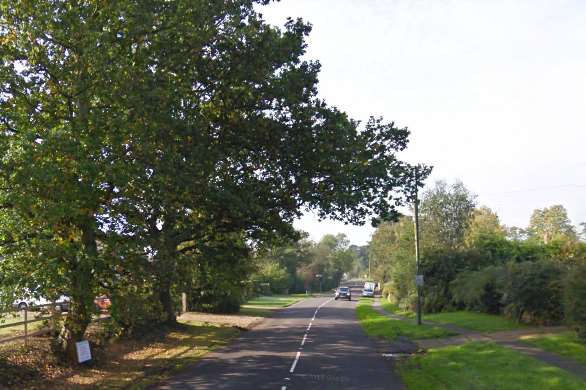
[181,293,187,315]
[23,307,28,348]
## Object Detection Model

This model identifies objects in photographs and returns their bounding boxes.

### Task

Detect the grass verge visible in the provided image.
[422,311,525,333]
[380,301,415,319]
[522,331,586,366]
[399,341,586,389]
[380,303,524,333]
[239,295,303,317]
[356,298,454,341]
[0,320,238,389]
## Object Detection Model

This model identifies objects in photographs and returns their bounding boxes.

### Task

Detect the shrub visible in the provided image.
[108,284,167,337]
[451,266,505,314]
[421,249,474,312]
[188,281,245,314]
[251,261,290,294]
[563,264,586,340]
[501,261,565,325]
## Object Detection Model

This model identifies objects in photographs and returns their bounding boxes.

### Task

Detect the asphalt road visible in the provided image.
[154,290,403,390]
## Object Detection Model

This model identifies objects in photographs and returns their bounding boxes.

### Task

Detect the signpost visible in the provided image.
[415,274,424,287]
[76,340,92,364]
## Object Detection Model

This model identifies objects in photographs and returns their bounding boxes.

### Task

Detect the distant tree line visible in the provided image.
[250,233,366,296]
[369,180,586,340]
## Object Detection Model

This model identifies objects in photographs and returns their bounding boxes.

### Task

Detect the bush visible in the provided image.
[251,261,290,294]
[421,249,475,312]
[451,266,505,314]
[501,261,565,325]
[189,281,245,314]
[564,264,586,340]
[108,284,167,337]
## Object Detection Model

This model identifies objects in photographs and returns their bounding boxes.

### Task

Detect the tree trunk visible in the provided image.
[155,226,180,325]
[54,220,96,363]
[158,282,177,325]
[55,300,91,363]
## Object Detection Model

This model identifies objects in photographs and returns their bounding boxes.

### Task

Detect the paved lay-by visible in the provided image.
[153,292,403,389]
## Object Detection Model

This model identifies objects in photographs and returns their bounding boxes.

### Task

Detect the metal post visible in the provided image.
[413,172,422,326]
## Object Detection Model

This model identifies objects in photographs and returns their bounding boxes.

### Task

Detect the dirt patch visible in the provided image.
[0,322,238,389]
[178,312,264,330]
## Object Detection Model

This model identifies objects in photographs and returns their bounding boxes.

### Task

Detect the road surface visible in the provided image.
[154,292,403,389]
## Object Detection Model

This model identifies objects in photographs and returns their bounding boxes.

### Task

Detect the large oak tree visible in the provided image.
[0,0,426,361]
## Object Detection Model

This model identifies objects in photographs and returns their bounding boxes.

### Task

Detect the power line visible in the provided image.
[484,184,586,196]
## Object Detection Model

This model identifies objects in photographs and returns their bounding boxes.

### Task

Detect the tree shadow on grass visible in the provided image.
[47,322,239,389]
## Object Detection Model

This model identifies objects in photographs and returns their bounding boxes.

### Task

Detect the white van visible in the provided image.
[362,281,376,297]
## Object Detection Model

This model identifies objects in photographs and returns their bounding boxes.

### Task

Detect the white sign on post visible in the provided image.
[415,274,424,287]
[76,340,92,363]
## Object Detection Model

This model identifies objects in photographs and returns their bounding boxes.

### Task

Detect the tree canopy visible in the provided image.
[528,205,577,244]
[0,0,425,361]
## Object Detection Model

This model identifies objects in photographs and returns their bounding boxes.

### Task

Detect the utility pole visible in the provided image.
[368,255,371,280]
[413,168,423,326]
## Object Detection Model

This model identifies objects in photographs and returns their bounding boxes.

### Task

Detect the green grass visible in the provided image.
[399,341,586,389]
[522,332,586,366]
[0,312,46,337]
[381,301,416,319]
[356,298,454,341]
[422,311,525,333]
[242,295,301,307]
[289,293,316,298]
[381,303,523,333]
[239,295,304,317]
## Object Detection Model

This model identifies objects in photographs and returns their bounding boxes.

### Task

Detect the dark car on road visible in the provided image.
[334,286,352,301]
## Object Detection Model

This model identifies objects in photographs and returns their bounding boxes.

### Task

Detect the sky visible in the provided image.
[260,0,586,246]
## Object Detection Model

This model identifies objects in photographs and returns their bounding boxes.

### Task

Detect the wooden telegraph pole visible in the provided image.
[413,168,423,326]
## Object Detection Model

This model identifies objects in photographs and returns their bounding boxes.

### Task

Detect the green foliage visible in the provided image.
[420,180,477,250]
[451,266,505,314]
[369,217,415,307]
[295,234,357,291]
[528,205,577,244]
[107,285,167,338]
[251,261,290,294]
[563,264,586,340]
[349,244,369,278]
[464,206,506,248]
[501,261,565,325]
[186,235,253,314]
[423,311,525,332]
[420,249,482,312]
[251,233,314,294]
[0,0,423,360]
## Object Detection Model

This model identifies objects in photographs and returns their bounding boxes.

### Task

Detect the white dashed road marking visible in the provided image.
[284,297,333,385]
[301,333,308,346]
[289,351,301,373]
